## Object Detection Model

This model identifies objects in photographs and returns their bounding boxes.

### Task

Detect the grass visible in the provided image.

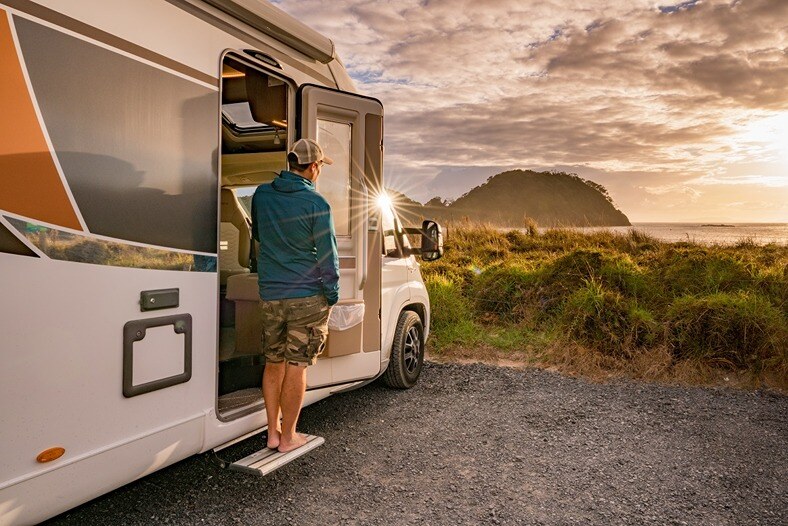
[422,223,788,391]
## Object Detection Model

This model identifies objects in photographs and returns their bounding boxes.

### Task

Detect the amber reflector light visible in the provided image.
[36,447,65,463]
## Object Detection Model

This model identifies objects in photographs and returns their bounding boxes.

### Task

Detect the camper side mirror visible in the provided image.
[403,220,444,261]
[420,220,444,261]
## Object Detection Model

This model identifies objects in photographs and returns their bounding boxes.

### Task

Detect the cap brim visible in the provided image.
[322,155,334,165]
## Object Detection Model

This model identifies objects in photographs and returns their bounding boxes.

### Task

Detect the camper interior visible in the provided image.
[217,55,288,418]
[215,54,378,420]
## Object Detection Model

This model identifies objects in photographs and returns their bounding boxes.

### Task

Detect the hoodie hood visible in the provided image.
[272,171,315,193]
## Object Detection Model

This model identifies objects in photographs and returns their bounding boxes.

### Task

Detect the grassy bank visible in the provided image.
[421,223,788,390]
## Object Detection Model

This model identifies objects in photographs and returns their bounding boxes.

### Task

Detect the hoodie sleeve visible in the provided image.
[313,202,340,306]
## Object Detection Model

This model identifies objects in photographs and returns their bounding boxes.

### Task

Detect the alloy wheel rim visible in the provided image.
[403,326,421,374]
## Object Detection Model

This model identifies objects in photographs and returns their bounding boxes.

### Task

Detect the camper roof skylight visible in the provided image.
[222,102,281,133]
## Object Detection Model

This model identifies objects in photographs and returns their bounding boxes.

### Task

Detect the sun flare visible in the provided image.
[376,191,393,210]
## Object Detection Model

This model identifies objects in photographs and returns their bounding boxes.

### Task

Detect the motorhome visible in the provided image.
[0,0,443,523]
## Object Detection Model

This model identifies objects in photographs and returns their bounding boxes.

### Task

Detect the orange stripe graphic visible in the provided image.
[0,11,82,230]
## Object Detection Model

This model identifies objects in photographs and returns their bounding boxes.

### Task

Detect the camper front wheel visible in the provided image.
[383,310,424,389]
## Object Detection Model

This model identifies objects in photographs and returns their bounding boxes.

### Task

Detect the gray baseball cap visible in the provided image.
[290,138,334,165]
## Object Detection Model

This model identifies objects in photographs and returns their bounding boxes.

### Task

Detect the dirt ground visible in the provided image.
[48,362,787,525]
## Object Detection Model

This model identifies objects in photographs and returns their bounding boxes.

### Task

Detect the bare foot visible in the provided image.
[267,428,281,449]
[277,432,308,453]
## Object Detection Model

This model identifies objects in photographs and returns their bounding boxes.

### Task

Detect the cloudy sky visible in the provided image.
[272,0,788,222]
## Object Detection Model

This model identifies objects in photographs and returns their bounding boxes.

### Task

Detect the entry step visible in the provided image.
[217,435,325,477]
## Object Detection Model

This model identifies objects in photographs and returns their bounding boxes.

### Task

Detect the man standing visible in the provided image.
[251,138,339,453]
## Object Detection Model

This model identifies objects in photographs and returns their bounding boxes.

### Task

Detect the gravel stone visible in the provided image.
[47,362,787,525]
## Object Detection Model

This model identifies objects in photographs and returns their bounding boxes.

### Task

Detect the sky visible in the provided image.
[271,0,788,222]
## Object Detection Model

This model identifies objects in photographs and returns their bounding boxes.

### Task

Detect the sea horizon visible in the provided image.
[533,222,788,245]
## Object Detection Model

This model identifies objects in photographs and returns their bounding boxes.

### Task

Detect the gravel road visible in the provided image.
[47,362,787,525]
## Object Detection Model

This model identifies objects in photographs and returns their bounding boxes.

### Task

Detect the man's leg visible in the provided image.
[262,360,285,449]
[278,295,329,453]
[277,362,308,452]
[260,299,287,449]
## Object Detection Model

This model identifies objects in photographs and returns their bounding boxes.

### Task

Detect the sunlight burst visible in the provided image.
[376,191,393,210]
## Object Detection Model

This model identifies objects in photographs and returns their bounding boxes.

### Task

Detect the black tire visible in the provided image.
[382,310,424,389]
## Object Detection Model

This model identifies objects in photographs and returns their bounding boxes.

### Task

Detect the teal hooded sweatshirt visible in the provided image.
[251,171,339,305]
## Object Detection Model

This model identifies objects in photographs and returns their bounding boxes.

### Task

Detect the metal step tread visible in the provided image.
[227,435,324,477]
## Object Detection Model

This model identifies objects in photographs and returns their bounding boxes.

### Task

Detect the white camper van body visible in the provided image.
[0,1,438,523]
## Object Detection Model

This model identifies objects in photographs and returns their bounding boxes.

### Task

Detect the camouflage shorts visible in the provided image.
[259,294,330,366]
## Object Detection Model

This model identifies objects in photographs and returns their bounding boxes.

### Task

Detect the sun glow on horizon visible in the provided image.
[731,113,788,172]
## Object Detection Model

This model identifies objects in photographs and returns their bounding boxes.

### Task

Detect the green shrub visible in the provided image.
[472,264,539,321]
[445,222,512,263]
[657,251,754,297]
[666,292,787,369]
[599,256,649,299]
[753,268,788,312]
[560,280,658,356]
[534,250,605,308]
[532,250,647,310]
[504,228,540,252]
[425,276,479,350]
[421,259,477,288]
[470,250,650,324]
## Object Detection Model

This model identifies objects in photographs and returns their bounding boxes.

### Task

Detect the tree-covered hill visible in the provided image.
[417,170,630,227]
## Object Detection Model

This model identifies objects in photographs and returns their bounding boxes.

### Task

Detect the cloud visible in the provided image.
[272,0,788,221]
[644,184,703,197]
[691,174,788,187]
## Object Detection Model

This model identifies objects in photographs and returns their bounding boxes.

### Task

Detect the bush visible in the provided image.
[425,276,479,350]
[561,280,658,356]
[657,251,754,297]
[470,250,650,325]
[472,264,539,321]
[533,250,647,311]
[753,268,788,312]
[599,256,649,298]
[421,259,477,288]
[529,250,605,312]
[666,292,787,369]
[504,229,539,252]
[445,222,512,264]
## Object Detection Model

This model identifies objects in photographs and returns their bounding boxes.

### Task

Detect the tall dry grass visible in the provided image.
[423,222,788,390]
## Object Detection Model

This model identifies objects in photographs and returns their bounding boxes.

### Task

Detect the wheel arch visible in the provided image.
[402,301,429,341]
[402,302,425,329]
[381,301,427,367]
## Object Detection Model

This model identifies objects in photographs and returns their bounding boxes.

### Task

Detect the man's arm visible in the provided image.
[313,204,339,306]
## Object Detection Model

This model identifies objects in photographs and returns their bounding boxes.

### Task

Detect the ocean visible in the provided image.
[538,223,788,246]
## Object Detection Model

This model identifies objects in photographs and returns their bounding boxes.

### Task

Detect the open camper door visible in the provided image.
[298,85,384,385]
